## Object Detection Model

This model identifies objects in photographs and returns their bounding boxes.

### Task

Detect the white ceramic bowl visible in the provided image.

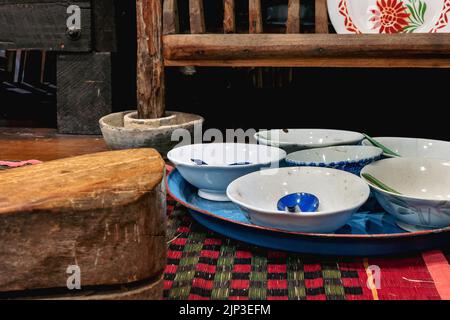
[255,129,364,153]
[168,143,286,201]
[286,146,383,175]
[226,167,370,233]
[361,158,450,230]
[362,137,450,160]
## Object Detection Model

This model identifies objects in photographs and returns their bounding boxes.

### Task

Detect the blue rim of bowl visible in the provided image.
[285,153,383,168]
[166,168,450,239]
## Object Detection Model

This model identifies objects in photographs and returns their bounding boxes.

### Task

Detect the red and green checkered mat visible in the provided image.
[165,197,450,300]
[3,161,450,300]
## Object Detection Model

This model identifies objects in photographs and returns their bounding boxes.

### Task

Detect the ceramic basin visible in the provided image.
[255,129,364,153]
[286,145,383,175]
[227,167,370,233]
[361,158,450,230]
[167,143,286,201]
[362,137,450,160]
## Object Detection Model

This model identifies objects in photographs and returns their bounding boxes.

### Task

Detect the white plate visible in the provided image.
[255,129,364,153]
[328,0,450,33]
[362,137,450,159]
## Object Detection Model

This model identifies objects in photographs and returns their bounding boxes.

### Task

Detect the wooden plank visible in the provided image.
[0,1,91,51]
[0,149,166,292]
[223,0,235,33]
[315,0,328,33]
[249,0,263,34]
[57,52,112,134]
[92,0,117,52]
[287,0,301,34]
[164,57,450,68]
[189,0,205,34]
[163,0,179,35]
[136,0,165,119]
[163,34,450,60]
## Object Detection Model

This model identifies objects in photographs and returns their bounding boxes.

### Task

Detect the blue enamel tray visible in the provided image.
[167,169,450,256]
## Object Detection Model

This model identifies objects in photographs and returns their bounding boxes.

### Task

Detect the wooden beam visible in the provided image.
[136,0,165,119]
[223,0,235,33]
[315,0,329,33]
[163,34,450,60]
[249,0,263,34]
[287,0,301,34]
[164,57,450,68]
[189,0,205,34]
[163,0,179,35]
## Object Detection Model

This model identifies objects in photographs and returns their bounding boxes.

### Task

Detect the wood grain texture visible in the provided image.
[0,1,91,51]
[57,52,112,134]
[164,57,450,68]
[287,0,300,34]
[163,0,179,35]
[137,0,165,119]
[315,0,329,33]
[249,0,263,34]
[163,33,450,60]
[0,128,108,162]
[189,0,205,34]
[223,0,235,34]
[0,149,166,292]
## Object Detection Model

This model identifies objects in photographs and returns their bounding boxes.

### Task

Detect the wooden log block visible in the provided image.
[315,0,329,33]
[189,0,205,34]
[57,52,112,134]
[287,0,301,34]
[0,149,166,295]
[163,0,179,35]
[136,0,165,119]
[223,0,235,34]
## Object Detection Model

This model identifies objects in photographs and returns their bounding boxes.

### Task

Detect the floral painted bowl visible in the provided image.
[361,158,450,231]
[167,143,286,202]
[255,129,364,154]
[328,0,450,34]
[362,137,450,160]
[286,146,383,175]
[227,167,370,233]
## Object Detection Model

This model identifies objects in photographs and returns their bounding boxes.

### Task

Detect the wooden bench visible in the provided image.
[135,0,450,119]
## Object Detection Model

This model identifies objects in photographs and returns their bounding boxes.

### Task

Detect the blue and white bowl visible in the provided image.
[168,143,286,202]
[227,167,370,233]
[285,146,383,175]
[361,158,450,231]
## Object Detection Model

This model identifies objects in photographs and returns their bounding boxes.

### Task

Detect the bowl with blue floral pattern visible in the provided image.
[286,146,383,175]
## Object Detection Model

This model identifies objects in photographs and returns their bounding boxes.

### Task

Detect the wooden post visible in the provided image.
[223,0,235,33]
[315,0,329,33]
[136,0,165,119]
[287,0,301,34]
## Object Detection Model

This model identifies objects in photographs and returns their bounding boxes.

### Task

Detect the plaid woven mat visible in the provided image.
[3,161,450,300]
[165,198,450,300]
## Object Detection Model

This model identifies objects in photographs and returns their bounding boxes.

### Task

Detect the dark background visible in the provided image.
[1,0,449,140]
